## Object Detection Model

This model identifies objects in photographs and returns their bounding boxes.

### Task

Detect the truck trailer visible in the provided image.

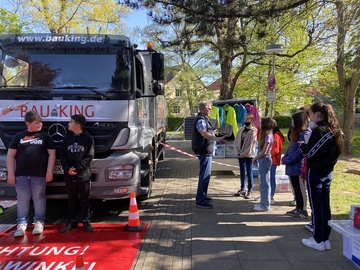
[0,33,167,200]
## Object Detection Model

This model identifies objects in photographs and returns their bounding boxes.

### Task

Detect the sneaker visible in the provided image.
[233,190,245,197]
[288,200,296,206]
[195,202,213,209]
[286,208,298,215]
[205,196,213,202]
[244,192,252,199]
[305,222,314,233]
[14,224,27,237]
[290,209,309,220]
[253,204,269,212]
[254,196,261,201]
[82,220,94,232]
[302,237,325,251]
[270,199,275,205]
[60,220,78,233]
[32,221,44,235]
[324,240,331,250]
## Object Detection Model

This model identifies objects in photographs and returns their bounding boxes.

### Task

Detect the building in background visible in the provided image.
[165,66,216,117]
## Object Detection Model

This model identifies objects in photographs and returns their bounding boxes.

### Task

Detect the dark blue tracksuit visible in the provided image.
[301,121,339,243]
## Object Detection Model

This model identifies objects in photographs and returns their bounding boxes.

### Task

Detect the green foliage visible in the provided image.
[167,116,184,131]
[273,115,292,129]
[234,7,322,116]
[7,0,132,34]
[127,0,315,100]
[0,8,29,34]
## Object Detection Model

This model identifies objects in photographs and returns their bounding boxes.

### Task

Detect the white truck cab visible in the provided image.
[0,34,167,200]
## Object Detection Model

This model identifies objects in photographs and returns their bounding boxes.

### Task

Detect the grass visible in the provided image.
[280,128,360,220]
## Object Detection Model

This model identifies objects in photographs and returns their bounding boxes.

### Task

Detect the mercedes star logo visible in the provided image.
[48,124,67,142]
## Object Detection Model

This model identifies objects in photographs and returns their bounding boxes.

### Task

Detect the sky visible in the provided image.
[126,8,151,29]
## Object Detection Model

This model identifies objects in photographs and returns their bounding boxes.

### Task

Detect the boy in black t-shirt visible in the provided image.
[7,110,56,237]
[59,114,94,233]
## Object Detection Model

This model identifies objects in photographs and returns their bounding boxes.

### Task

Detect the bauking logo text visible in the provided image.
[19,104,95,118]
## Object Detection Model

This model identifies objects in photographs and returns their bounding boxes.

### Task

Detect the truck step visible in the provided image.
[141,169,149,178]
[139,186,149,195]
[136,152,148,160]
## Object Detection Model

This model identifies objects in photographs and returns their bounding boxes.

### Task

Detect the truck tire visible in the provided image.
[138,149,155,201]
[158,142,165,161]
[158,132,166,161]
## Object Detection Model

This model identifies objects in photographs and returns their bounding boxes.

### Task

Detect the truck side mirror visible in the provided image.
[152,53,164,81]
[135,89,142,99]
[153,82,164,95]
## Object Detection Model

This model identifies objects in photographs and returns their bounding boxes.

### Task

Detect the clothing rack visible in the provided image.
[211,98,256,107]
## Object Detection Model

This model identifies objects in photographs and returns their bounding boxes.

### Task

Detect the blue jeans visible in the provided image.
[238,157,253,192]
[15,176,46,225]
[270,164,277,196]
[196,155,212,204]
[258,155,272,210]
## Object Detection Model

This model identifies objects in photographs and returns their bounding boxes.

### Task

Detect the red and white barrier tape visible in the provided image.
[167,123,184,140]
[160,142,239,169]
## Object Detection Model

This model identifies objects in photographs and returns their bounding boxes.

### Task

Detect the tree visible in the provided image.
[0,7,29,34]
[141,21,217,114]
[334,0,360,155]
[123,0,315,100]
[232,9,322,115]
[7,0,132,34]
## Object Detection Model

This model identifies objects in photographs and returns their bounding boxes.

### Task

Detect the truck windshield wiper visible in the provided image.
[53,85,110,99]
[0,85,48,99]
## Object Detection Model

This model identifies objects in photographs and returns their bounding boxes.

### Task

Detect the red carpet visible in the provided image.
[0,223,148,270]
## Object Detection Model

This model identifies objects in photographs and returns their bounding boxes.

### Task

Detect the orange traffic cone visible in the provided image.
[124,192,144,232]
[75,255,85,270]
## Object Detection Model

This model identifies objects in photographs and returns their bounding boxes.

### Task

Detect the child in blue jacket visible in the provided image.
[282,111,311,219]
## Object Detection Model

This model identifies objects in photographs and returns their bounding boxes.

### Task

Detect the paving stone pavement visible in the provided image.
[0,138,358,270]
[131,139,358,270]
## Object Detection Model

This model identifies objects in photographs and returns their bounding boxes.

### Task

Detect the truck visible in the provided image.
[0,33,167,201]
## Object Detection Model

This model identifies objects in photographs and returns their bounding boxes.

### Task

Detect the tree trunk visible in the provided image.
[219,52,233,100]
[335,0,360,156]
[343,84,355,155]
[216,3,238,100]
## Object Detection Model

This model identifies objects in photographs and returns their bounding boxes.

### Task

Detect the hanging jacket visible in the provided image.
[233,104,247,126]
[218,105,238,136]
[209,105,220,129]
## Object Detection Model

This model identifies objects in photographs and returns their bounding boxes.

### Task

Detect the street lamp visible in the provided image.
[265,44,283,118]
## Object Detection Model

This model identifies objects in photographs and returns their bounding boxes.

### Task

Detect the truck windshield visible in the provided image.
[0,46,131,93]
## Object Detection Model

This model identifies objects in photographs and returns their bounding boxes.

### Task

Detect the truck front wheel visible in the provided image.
[138,149,155,201]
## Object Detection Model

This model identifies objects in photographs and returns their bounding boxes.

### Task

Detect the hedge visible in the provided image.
[167,116,184,131]
[167,115,292,131]
[273,115,292,129]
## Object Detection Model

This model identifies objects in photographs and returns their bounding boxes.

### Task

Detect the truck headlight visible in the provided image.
[107,165,133,180]
[0,167,7,181]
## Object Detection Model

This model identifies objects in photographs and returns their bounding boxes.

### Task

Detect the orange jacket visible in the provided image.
[271,131,285,166]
